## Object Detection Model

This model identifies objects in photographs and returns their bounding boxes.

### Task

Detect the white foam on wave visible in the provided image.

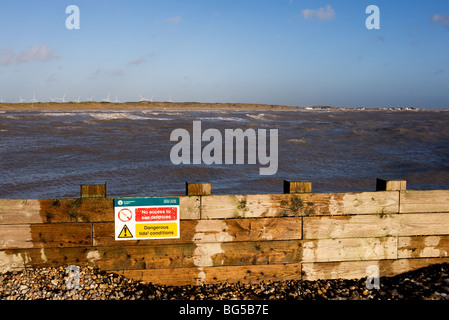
[41,112,81,117]
[198,116,246,122]
[246,113,267,121]
[88,112,170,121]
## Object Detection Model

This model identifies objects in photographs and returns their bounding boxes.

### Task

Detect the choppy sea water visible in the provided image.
[1,109,448,199]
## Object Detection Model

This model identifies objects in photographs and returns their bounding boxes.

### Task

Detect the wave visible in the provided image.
[87,112,171,121]
[41,112,82,117]
[246,113,267,121]
[197,116,247,122]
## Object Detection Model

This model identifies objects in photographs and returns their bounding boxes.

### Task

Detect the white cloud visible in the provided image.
[302,5,335,21]
[168,16,182,24]
[432,13,449,25]
[0,44,59,66]
[89,68,124,80]
[127,57,146,66]
[127,53,156,67]
[46,73,57,83]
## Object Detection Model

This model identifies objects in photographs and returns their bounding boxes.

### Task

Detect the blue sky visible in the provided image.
[0,0,448,108]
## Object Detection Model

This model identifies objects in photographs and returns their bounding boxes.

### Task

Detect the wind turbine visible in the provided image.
[30,93,38,103]
[102,93,111,102]
[49,97,57,102]
[19,96,26,103]
[139,94,148,102]
[75,96,81,103]
[57,93,66,103]
[86,96,94,102]
[0,98,5,103]
[113,96,120,103]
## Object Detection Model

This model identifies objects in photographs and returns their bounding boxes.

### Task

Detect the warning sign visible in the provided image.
[135,207,177,222]
[118,208,133,222]
[135,222,178,238]
[114,197,180,241]
[118,225,133,238]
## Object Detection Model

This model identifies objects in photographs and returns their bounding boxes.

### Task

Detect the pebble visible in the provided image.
[1,263,449,300]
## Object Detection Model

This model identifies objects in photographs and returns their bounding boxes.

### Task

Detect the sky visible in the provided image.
[0,0,448,108]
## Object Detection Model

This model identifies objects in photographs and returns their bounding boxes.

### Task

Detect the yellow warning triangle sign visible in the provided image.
[118,224,133,238]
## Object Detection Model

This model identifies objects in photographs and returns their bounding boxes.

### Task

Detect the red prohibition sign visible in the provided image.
[118,208,133,222]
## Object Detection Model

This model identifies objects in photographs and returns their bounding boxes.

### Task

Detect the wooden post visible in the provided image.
[284,180,312,194]
[376,179,407,191]
[186,182,211,196]
[80,182,106,198]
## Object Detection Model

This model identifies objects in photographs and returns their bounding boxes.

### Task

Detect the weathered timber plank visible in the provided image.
[0,198,111,224]
[0,247,96,273]
[396,213,449,236]
[93,217,302,246]
[303,212,449,240]
[0,240,302,272]
[303,215,398,239]
[0,199,42,224]
[0,223,92,249]
[194,240,302,268]
[301,237,397,263]
[201,191,398,219]
[398,236,449,259]
[113,263,302,286]
[0,196,200,225]
[302,258,449,281]
[180,196,201,219]
[400,190,449,213]
[302,260,394,281]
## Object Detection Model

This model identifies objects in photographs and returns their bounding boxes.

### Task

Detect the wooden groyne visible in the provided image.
[1,179,448,286]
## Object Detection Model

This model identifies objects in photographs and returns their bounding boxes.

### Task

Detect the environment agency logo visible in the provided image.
[169,121,279,175]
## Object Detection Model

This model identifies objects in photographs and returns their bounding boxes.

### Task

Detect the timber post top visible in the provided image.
[80,181,106,198]
[184,179,406,196]
[79,178,407,199]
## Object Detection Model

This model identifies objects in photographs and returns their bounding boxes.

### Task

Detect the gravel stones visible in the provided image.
[1,263,449,300]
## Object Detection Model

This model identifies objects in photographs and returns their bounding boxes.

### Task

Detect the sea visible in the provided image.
[1,108,448,199]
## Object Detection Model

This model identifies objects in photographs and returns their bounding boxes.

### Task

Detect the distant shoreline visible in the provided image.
[0,101,440,112]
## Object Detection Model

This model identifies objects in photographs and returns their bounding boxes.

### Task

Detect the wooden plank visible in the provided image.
[0,240,302,271]
[303,212,449,240]
[0,247,95,272]
[301,237,397,263]
[0,199,42,224]
[113,263,302,286]
[396,213,449,236]
[93,217,302,246]
[400,190,449,213]
[0,196,200,225]
[303,214,398,239]
[302,260,395,281]
[398,236,449,259]
[193,240,301,268]
[302,258,449,281]
[180,196,201,220]
[201,191,399,219]
[0,223,92,249]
